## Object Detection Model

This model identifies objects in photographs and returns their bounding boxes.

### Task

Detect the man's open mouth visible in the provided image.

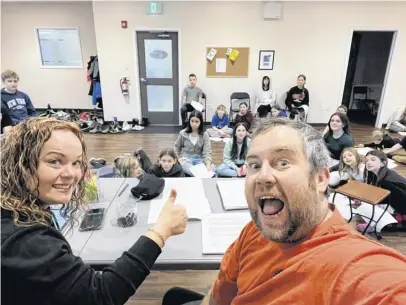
[259,196,285,216]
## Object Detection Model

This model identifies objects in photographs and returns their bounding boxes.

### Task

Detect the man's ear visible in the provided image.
[316,167,330,194]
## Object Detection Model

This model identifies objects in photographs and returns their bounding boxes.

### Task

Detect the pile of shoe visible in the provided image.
[39,104,81,123]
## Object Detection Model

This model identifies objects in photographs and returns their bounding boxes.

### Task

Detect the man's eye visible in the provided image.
[248,163,260,170]
[276,160,290,168]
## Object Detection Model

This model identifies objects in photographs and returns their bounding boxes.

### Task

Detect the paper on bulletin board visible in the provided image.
[216,58,227,73]
[229,49,240,62]
[207,48,217,62]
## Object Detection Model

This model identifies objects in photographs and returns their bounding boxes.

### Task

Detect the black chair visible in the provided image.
[349,86,376,113]
[230,92,250,124]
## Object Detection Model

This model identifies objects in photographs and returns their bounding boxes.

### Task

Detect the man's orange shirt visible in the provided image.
[212,205,406,305]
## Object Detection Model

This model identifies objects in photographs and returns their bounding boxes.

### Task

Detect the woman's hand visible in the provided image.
[153,189,188,242]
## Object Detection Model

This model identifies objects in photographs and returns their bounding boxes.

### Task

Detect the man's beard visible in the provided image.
[250,180,321,243]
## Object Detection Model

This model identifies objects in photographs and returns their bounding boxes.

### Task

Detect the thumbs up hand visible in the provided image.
[153,189,188,241]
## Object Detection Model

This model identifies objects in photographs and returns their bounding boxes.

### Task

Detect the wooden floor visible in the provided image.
[84,123,406,305]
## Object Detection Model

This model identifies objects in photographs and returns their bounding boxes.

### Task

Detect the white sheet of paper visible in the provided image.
[357,147,374,156]
[388,158,397,169]
[210,137,223,142]
[217,180,248,210]
[191,101,204,112]
[189,163,215,178]
[329,193,352,220]
[398,132,406,136]
[215,58,227,73]
[147,178,212,224]
[201,213,251,254]
[356,203,397,233]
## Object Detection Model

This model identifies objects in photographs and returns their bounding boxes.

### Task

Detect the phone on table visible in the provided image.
[79,208,105,232]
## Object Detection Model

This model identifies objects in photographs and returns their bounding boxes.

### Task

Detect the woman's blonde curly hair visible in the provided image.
[1,118,89,227]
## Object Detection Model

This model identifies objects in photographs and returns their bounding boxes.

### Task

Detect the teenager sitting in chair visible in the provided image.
[254,76,277,118]
[285,74,309,121]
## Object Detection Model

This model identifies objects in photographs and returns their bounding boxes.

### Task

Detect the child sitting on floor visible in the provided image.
[216,123,251,177]
[114,154,143,178]
[358,130,400,150]
[136,148,185,178]
[329,147,364,187]
[357,150,406,233]
[206,105,232,138]
[234,102,254,132]
[270,105,288,118]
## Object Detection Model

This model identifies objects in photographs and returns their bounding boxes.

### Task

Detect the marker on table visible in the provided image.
[118,183,129,197]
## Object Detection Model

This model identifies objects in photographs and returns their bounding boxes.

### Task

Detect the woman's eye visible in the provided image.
[73,161,82,167]
[49,160,60,165]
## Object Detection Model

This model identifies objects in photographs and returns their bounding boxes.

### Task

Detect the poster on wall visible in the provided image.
[258,50,275,70]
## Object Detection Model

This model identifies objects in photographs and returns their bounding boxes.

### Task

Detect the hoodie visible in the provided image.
[1,89,36,123]
[255,76,277,113]
[366,169,406,214]
[285,86,309,108]
[148,163,185,178]
[1,208,162,305]
[174,129,212,164]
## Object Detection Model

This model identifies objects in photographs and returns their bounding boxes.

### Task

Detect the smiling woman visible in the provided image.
[0,117,189,305]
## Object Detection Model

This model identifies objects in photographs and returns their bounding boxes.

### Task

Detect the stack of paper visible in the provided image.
[189,163,215,178]
[388,158,397,169]
[147,178,212,224]
[202,213,251,254]
[398,132,406,136]
[191,101,204,112]
[217,179,248,210]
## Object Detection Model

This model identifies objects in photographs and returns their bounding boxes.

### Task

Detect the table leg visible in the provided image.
[373,202,390,240]
[332,192,337,203]
[347,197,353,223]
[363,205,375,235]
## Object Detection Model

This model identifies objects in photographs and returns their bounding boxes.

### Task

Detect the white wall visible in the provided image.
[92,1,406,126]
[1,2,97,109]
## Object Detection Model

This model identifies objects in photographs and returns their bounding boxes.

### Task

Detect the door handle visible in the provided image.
[140,78,148,84]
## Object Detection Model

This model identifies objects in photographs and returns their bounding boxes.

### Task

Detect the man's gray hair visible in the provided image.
[252,118,331,176]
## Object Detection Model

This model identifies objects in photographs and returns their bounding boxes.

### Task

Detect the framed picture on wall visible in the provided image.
[258,50,275,70]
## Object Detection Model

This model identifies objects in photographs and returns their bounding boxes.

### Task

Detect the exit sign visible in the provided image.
[147,2,162,15]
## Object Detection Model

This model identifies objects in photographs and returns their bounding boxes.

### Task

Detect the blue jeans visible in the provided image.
[216,163,238,177]
[182,156,216,177]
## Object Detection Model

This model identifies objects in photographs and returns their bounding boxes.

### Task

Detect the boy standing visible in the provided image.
[1,70,36,124]
[180,73,203,128]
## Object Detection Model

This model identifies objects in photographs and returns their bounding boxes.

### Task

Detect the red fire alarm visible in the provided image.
[121,21,128,29]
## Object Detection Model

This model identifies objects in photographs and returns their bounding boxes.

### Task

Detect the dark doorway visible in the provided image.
[341,31,395,126]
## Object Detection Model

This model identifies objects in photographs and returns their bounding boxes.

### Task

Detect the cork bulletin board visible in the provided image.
[206,47,250,78]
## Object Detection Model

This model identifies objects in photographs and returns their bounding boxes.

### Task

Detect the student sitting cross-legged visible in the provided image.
[206,104,232,138]
[216,123,251,177]
[174,110,214,176]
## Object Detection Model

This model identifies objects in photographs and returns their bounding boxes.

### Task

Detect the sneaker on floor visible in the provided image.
[132,125,144,131]
[102,125,111,134]
[89,124,102,133]
[356,223,374,233]
[122,121,132,132]
[89,157,106,166]
[131,118,140,128]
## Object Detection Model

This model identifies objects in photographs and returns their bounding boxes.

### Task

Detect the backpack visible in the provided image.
[130,174,165,200]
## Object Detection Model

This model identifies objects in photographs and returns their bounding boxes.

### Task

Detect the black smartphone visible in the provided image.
[79,208,105,232]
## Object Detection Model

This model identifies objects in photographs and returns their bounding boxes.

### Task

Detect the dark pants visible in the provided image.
[257,105,271,118]
[289,107,305,119]
[162,287,204,305]
[181,103,195,126]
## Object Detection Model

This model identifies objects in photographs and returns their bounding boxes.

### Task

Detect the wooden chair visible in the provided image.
[332,180,391,240]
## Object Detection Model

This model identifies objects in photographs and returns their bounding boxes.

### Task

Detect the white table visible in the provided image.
[64,178,127,255]
[72,178,248,270]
